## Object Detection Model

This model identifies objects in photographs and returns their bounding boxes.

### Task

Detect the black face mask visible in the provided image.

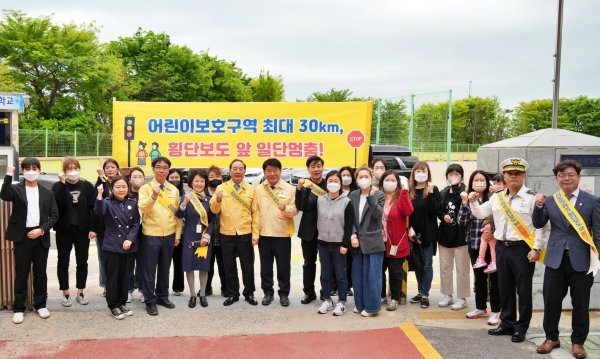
[209,179,223,188]
[169,180,180,187]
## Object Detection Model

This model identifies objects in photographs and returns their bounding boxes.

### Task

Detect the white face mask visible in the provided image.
[66,170,80,181]
[373,170,384,180]
[24,170,40,182]
[130,178,144,188]
[383,181,397,192]
[414,173,428,183]
[341,176,352,186]
[472,183,487,192]
[357,178,371,189]
[448,175,461,185]
[327,182,341,193]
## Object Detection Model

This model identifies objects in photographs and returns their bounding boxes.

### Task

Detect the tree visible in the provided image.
[451,96,509,144]
[370,99,409,145]
[0,10,124,131]
[305,88,362,102]
[109,29,252,102]
[0,60,25,92]
[412,102,449,150]
[250,71,284,102]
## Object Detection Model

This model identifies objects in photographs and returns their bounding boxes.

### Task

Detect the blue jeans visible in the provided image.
[96,234,106,287]
[416,243,434,296]
[318,243,347,302]
[352,250,384,313]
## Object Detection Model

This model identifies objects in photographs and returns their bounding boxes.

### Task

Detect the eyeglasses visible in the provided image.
[557,173,578,179]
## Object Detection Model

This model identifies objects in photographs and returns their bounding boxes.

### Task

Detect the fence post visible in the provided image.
[74,131,77,157]
[376,98,381,144]
[409,94,415,151]
[446,89,452,166]
[44,129,48,157]
[96,132,100,157]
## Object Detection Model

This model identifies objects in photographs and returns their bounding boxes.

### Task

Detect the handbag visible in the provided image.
[408,235,426,273]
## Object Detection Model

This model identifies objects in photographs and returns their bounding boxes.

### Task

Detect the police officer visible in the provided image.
[469,158,548,343]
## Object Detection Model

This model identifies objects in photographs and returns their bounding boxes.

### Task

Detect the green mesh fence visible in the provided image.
[19,129,112,157]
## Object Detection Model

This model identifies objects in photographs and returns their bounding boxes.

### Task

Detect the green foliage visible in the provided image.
[513,96,600,137]
[451,96,510,143]
[250,71,285,102]
[304,88,364,102]
[370,99,409,145]
[0,10,122,132]
[0,60,25,92]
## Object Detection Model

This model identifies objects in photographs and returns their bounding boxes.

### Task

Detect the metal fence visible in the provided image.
[19,130,113,157]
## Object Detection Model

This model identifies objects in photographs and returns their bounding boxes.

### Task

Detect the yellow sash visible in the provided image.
[553,191,599,275]
[189,192,209,227]
[496,192,545,262]
[303,179,326,197]
[224,181,252,213]
[156,186,177,217]
[263,182,295,236]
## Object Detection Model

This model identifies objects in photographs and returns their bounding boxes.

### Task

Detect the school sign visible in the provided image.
[112,101,373,168]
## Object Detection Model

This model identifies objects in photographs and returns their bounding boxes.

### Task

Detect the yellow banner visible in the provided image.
[113,101,373,168]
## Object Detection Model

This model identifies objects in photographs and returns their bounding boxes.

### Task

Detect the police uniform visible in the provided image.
[470,158,549,341]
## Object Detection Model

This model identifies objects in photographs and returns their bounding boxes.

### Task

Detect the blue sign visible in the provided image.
[560,154,600,169]
[0,95,24,111]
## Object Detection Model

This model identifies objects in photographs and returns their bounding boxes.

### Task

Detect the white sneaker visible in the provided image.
[353,307,360,314]
[487,312,500,326]
[36,308,51,319]
[318,300,333,314]
[438,295,453,307]
[12,312,24,324]
[361,309,377,317]
[466,308,487,319]
[127,292,133,303]
[333,302,346,316]
[140,293,146,303]
[451,298,467,311]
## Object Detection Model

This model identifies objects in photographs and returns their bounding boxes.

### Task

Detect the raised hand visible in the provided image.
[535,193,547,207]
[468,192,479,203]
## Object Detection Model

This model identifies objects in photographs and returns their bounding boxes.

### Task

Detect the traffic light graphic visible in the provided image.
[124,116,135,140]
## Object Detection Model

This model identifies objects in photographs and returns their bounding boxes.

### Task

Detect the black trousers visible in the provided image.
[543,251,594,344]
[56,226,90,290]
[140,234,175,305]
[207,244,227,295]
[496,242,535,333]
[221,233,255,297]
[171,242,184,293]
[104,251,134,310]
[384,257,405,301]
[468,247,501,312]
[259,236,291,297]
[301,237,318,296]
[13,231,49,312]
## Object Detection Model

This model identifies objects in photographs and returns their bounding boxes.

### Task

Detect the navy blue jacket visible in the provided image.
[94,197,140,254]
[532,190,600,272]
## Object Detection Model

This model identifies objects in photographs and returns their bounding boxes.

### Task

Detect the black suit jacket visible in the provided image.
[1,175,59,248]
[295,179,327,241]
[52,179,96,233]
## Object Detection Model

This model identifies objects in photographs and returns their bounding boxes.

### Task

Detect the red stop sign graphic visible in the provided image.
[347,130,365,148]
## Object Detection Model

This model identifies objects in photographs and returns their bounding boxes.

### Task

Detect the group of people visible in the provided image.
[2,154,598,358]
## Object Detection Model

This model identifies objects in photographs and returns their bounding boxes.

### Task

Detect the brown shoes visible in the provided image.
[536,339,560,354]
[572,344,587,359]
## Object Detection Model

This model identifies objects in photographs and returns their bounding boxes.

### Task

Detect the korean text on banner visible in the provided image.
[112,101,373,168]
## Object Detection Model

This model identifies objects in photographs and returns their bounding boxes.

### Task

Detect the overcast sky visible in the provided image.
[4,0,599,108]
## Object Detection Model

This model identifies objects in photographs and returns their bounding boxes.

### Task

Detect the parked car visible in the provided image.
[369,144,419,178]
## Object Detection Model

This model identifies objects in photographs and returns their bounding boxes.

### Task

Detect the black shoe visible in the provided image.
[511,332,526,343]
[488,327,515,336]
[223,296,239,306]
[410,294,422,304]
[280,296,290,307]
[420,297,430,309]
[200,296,208,307]
[245,295,258,306]
[262,294,274,306]
[301,293,317,304]
[146,304,158,316]
[331,290,338,297]
[347,289,353,297]
[205,288,213,296]
[188,296,197,308]
[156,299,175,309]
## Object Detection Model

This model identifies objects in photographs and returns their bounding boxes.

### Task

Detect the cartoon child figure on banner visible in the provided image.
[136,141,148,167]
[150,142,161,161]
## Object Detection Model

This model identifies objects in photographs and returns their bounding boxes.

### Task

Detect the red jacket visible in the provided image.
[384,189,414,258]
